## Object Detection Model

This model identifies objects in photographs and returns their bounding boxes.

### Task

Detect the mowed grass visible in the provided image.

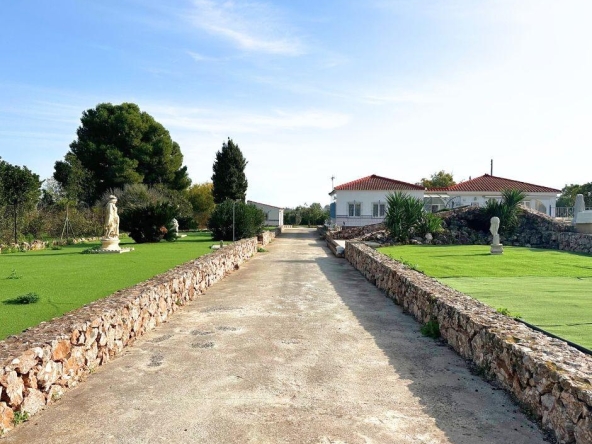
[0,232,218,340]
[378,245,592,349]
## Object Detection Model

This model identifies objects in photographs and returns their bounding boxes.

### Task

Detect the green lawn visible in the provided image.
[0,232,217,340]
[378,245,592,349]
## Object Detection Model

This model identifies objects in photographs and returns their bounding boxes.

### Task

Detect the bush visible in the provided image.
[175,216,198,230]
[481,188,526,235]
[3,293,40,305]
[120,202,178,243]
[415,212,443,238]
[103,183,193,228]
[384,192,425,242]
[208,200,265,241]
[420,319,440,338]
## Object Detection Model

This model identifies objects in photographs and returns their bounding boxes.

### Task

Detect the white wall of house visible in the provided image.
[248,201,284,226]
[424,192,558,216]
[332,189,425,227]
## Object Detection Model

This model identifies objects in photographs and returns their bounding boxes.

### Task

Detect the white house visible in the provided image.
[329,175,425,227]
[247,200,284,226]
[424,174,561,216]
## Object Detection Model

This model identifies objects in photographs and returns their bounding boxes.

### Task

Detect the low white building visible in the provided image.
[329,175,425,227]
[424,174,560,216]
[247,200,284,226]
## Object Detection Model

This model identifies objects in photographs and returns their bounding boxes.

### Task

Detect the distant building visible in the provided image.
[328,175,424,227]
[424,174,561,216]
[328,173,561,227]
[247,200,284,226]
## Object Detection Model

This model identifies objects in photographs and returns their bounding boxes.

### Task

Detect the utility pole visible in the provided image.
[490,159,493,176]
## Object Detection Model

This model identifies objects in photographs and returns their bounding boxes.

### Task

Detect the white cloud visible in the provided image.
[187,0,305,55]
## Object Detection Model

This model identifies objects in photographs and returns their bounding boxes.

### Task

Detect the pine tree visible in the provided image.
[211,138,248,204]
[54,102,191,205]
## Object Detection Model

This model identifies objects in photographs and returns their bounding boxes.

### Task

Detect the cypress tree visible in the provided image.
[211,138,248,204]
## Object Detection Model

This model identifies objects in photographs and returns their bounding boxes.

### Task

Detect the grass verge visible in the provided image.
[379,245,592,349]
[0,232,217,340]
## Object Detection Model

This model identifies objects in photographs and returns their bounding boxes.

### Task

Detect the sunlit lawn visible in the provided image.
[0,232,217,340]
[378,245,592,349]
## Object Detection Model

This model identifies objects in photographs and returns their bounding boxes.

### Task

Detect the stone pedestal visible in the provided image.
[97,237,132,254]
[490,244,504,255]
[575,210,592,234]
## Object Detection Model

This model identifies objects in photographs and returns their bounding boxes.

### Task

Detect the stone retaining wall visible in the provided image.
[258,228,280,245]
[345,241,592,444]
[0,237,259,434]
[558,232,592,254]
[433,207,592,255]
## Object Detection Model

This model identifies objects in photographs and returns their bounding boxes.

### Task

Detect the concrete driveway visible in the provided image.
[2,228,547,443]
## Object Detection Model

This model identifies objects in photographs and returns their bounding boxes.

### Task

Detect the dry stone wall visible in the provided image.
[345,241,592,444]
[258,228,280,245]
[434,207,592,254]
[0,237,258,434]
[557,232,592,254]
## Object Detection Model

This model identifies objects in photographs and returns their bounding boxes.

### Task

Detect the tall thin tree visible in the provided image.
[211,138,248,204]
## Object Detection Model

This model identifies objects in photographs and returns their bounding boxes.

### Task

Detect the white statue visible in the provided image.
[490,216,500,244]
[171,218,179,235]
[103,195,120,239]
[573,194,585,225]
[490,216,503,254]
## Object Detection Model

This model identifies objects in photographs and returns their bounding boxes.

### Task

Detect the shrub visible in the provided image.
[6,269,21,279]
[103,183,193,237]
[496,307,522,319]
[415,212,443,238]
[3,293,40,305]
[481,188,526,235]
[120,202,178,243]
[420,319,440,338]
[175,216,198,230]
[208,200,265,241]
[12,410,29,425]
[384,192,434,242]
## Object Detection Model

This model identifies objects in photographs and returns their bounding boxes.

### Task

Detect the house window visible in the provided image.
[348,202,361,217]
[372,203,386,217]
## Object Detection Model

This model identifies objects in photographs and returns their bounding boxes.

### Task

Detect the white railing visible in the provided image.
[554,207,592,219]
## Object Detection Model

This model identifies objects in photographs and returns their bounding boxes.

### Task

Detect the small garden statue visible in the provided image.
[489,216,503,254]
[171,218,179,235]
[95,195,131,253]
[103,195,120,239]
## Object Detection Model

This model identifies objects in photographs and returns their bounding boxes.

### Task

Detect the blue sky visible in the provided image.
[1,0,591,207]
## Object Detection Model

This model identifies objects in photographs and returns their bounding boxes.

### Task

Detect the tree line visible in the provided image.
[0,102,259,245]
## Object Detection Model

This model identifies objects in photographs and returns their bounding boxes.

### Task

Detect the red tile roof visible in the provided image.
[429,174,560,193]
[332,175,424,193]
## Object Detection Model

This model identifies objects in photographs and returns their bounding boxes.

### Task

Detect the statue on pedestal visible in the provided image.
[490,216,503,255]
[103,195,120,239]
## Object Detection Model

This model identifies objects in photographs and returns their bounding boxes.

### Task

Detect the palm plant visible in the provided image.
[482,188,526,235]
[384,192,425,242]
[416,212,444,238]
